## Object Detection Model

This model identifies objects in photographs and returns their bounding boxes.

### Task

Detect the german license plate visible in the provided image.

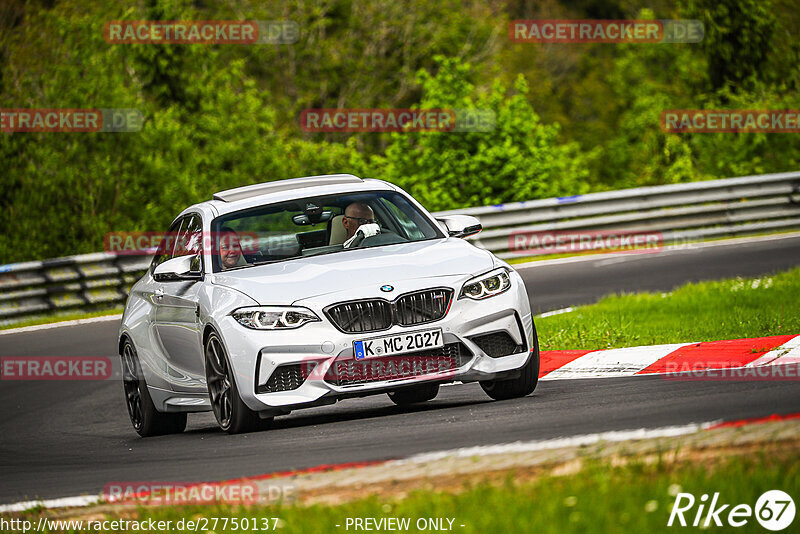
[353,328,443,360]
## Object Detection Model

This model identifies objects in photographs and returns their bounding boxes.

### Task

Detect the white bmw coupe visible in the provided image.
[119,174,539,435]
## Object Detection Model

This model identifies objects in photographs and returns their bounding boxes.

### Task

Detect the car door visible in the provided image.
[129,217,185,392]
[153,213,207,393]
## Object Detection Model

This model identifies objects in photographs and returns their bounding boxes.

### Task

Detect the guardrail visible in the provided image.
[1,171,799,326]
[449,170,800,258]
[0,254,150,325]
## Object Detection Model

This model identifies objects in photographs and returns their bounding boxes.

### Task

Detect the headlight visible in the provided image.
[231,306,320,330]
[459,268,512,300]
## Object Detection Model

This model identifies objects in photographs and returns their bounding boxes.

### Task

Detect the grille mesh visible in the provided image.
[469,331,524,358]
[325,300,393,333]
[325,288,453,333]
[257,364,305,393]
[394,288,452,326]
[324,342,472,386]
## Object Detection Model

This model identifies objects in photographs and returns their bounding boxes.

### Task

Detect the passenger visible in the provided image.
[218,227,248,270]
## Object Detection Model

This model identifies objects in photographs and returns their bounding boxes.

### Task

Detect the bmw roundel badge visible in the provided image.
[380,285,394,292]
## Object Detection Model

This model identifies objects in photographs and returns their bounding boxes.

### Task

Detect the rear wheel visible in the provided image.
[387,383,440,406]
[480,324,540,401]
[205,332,272,434]
[121,339,187,437]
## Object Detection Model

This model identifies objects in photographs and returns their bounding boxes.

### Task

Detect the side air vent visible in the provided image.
[469,331,525,358]
[257,364,306,393]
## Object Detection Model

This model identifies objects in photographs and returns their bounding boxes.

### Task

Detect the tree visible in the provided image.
[682,0,778,91]
[370,56,592,211]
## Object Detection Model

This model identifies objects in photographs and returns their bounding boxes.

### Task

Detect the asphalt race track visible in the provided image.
[1,235,799,504]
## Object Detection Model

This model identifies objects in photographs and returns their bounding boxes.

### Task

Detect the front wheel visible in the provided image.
[205,332,272,434]
[480,324,540,401]
[387,383,440,406]
[121,339,187,437]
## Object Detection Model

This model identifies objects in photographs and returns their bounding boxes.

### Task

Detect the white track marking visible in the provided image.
[0,314,122,336]
[595,256,633,266]
[391,422,717,465]
[0,495,100,513]
[746,335,800,367]
[541,343,692,379]
[536,307,574,318]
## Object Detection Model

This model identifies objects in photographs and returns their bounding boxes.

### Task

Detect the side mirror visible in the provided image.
[153,255,202,282]
[436,215,482,238]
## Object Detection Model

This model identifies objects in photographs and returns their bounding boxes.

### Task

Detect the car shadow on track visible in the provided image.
[181,394,500,436]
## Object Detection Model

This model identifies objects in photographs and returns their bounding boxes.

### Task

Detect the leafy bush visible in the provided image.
[369,57,592,211]
[1,0,798,262]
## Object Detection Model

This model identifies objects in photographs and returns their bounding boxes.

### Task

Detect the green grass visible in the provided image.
[15,445,799,533]
[537,267,800,351]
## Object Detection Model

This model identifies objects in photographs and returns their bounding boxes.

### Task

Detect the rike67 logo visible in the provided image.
[669,490,795,530]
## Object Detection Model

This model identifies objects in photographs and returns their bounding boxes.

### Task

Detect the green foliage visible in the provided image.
[1,0,799,262]
[369,57,592,211]
[0,0,365,261]
[538,268,800,350]
[685,84,800,178]
[597,3,800,188]
[681,0,789,91]
[601,10,709,187]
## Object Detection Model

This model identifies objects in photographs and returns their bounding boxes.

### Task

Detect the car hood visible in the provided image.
[210,238,494,305]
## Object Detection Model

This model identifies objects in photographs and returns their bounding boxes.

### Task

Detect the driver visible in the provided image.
[218,227,248,270]
[342,202,377,240]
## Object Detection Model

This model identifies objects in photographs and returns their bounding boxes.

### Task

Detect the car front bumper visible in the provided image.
[217,271,534,414]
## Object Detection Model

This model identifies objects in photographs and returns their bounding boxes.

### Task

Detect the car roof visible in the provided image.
[213,174,365,202]
[179,175,400,220]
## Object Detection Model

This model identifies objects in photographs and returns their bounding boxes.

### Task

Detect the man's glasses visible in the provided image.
[344,216,377,225]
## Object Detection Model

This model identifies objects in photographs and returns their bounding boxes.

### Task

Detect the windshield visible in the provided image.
[210,190,444,272]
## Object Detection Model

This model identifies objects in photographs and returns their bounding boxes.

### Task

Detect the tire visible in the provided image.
[205,332,272,434]
[387,383,440,406]
[121,339,187,437]
[480,324,540,401]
